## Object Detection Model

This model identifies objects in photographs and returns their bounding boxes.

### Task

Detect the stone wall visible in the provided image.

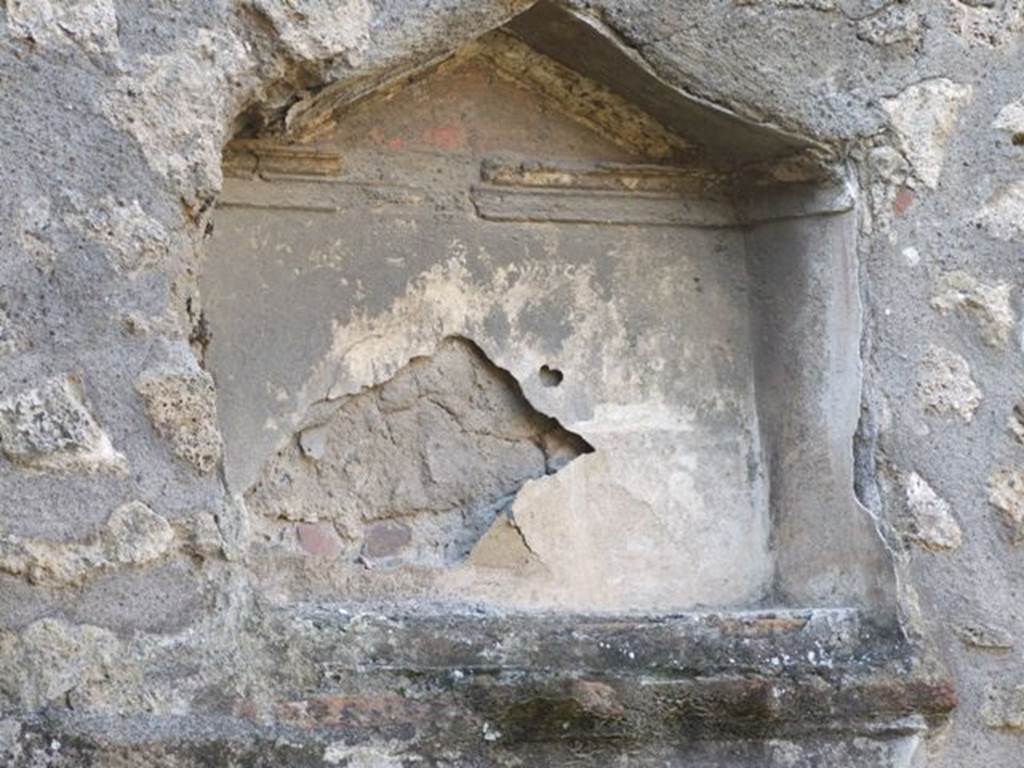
[0,0,1022,765]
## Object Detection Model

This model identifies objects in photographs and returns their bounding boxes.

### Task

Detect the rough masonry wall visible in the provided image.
[0,0,1022,765]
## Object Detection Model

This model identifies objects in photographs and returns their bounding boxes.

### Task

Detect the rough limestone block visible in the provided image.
[0,618,122,711]
[881,79,972,189]
[100,501,175,566]
[0,376,126,473]
[0,535,98,586]
[993,95,1024,138]
[931,270,1015,347]
[988,468,1024,544]
[916,345,982,421]
[983,683,1024,730]
[0,501,174,586]
[955,621,1014,651]
[976,181,1024,243]
[902,471,962,552]
[136,349,223,475]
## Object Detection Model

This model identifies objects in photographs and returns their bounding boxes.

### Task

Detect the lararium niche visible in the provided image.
[200,3,951,761]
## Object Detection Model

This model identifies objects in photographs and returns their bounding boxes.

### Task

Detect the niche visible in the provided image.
[203,2,893,619]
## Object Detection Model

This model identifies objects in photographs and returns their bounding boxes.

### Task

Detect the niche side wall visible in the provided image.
[744,190,898,623]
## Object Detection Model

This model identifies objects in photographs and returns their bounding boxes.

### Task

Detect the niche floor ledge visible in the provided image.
[249,605,954,742]
[12,607,954,765]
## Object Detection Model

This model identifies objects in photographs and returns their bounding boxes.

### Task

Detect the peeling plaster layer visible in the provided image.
[246,336,593,569]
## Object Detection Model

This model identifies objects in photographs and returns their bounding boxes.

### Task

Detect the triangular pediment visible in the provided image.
[231,1,818,174]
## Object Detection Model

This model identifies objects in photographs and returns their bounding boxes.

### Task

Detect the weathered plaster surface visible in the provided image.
[0,0,1021,765]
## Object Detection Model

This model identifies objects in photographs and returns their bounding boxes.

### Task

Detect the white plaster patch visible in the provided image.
[467,425,772,611]
[902,246,920,266]
[316,256,633,419]
[572,402,696,435]
[882,79,973,189]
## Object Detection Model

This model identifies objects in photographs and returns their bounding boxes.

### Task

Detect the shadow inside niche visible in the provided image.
[245,336,593,567]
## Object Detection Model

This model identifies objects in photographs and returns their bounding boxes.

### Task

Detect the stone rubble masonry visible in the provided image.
[0,0,1021,764]
[0,376,126,473]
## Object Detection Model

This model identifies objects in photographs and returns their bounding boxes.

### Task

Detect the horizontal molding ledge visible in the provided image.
[218,176,857,227]
[471,184,737,227]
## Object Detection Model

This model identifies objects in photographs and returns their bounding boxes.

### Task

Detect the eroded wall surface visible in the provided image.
[0,0,1022,765]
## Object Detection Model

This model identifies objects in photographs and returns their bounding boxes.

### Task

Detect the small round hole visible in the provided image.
[539,365,563,387]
